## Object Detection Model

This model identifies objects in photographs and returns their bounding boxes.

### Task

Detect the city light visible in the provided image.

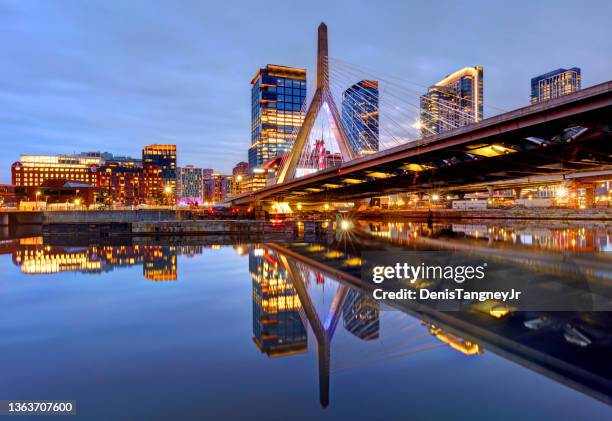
[431,194,439,201]
[339,219,353,231]
[556,187,568,198]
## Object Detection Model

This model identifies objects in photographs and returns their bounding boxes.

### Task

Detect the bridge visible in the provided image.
[233,23,611,207]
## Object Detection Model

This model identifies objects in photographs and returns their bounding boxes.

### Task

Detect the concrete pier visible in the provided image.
[132,220,267,235]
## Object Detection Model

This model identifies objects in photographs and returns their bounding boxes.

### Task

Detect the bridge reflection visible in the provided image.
[1,227,610,408]
[252,236,611,408]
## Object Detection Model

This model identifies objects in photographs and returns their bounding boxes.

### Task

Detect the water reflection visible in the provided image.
[250,249,308,357]
[1,219,611,415]
[361,220,612,253]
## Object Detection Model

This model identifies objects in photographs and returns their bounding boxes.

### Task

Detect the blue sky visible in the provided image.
[1,0,611,183]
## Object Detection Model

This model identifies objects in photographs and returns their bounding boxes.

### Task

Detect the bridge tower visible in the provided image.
[276,23,355,184]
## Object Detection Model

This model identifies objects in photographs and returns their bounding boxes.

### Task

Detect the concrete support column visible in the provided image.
[513,188,522,199]
[0,213,8,226]
[487,186,495,198]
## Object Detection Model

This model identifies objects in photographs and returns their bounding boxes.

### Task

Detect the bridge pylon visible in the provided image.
[276,22,355,184]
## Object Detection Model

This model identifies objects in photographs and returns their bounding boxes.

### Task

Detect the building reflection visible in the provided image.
[250,248,308,357]
[5,239,194,281]
[342,289,380,341]
[361,220,612,253]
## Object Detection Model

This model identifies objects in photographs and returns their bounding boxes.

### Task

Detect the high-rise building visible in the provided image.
[341,80,379,155]
[142,144,176,205]
[249,65,307,170]
[176,166,204,205]
[419,66,483,137]
[530,67,581,104]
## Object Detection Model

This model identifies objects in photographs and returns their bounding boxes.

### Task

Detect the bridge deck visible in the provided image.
[234,81,612,204]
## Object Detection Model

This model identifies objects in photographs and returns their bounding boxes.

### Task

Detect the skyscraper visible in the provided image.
[142,144,176,205]
[419,66,483,137]
[530,67,581,104]
[249,65,307,170]
[341,80,379,155]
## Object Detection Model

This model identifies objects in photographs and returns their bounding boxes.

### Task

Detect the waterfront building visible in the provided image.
[250,249,307,357]
[98,162,145,207]
[341,80,380,155]
[0,184,21,208]
[177,166,204,205]
[249,64,307,170]
[142,144,177,205]
[530,67,581,104]
[419,66,484,137]
[203,173,229,203]
[11,154,100,188]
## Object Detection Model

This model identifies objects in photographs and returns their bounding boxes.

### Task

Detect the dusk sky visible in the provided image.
[1,0,610,183]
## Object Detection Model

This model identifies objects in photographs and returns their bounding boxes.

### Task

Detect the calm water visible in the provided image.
[1,219,611,420]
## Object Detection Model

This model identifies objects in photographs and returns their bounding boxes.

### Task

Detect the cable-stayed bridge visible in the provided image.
[233,23,612,207]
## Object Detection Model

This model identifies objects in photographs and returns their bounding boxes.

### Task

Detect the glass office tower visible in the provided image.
[419,66,483,137]
[341,80,379,155]
[530,68,581,104]
[142,144,176,205]
[249,65,307,170]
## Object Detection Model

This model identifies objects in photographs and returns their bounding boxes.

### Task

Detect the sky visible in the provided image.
[0,0,611,183]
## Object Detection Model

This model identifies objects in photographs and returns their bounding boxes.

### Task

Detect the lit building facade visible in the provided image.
[98,162,145,207]
[420,66,484,137]
[341,80,379,155]
[203,173,228,203]
[12,154,100,188]
[530,67,581,104]
[177,166,204,205]
[142,144,177,205]
[249,65,307,170]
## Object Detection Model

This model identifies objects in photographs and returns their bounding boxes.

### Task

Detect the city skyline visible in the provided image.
[1,0,611,183]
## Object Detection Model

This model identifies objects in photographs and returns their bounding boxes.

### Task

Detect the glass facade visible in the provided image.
[530,67,581,104]
[249,65,307,170]
[142,144,177,205]
[341,80,379,155]
[419,66,483,137]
